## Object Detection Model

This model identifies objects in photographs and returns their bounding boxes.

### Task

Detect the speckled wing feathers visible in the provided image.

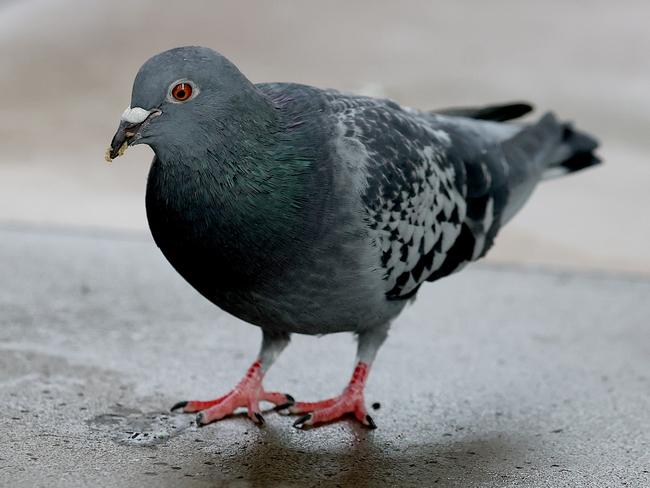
[324,91,520,299]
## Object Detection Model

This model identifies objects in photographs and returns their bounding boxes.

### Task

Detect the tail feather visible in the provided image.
[497,112,601,223]
[441,104,601,178]
[434,101,534,122]
[544,120,601,179]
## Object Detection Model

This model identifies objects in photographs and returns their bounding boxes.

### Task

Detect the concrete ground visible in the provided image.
[1,224,648,488]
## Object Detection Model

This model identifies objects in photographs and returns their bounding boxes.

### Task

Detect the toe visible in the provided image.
[261,391,294,408]
[288,398,338,414]
[173,394,232,413]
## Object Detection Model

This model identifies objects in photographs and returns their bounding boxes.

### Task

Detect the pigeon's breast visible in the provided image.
[143,156,402,334]
[144,159,278,297]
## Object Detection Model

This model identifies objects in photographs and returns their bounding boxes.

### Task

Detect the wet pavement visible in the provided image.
[1,224,648,487]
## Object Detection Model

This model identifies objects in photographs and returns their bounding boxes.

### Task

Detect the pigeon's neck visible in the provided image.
[156,99,310,223]
[145,94,321,287]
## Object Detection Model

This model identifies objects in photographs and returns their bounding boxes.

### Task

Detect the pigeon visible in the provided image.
[107,46,600,429]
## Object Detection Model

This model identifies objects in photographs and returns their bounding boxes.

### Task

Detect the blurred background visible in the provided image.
[1,0,649,274]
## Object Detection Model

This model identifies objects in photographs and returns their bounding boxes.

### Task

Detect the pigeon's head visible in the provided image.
[106,46,260,161]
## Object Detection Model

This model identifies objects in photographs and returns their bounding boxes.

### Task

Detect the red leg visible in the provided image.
[288,362,376,429]
[171,360,294,426]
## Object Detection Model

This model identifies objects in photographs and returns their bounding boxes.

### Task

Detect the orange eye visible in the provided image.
[171,82,192,101]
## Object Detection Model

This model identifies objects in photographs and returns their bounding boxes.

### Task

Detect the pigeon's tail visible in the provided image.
[542,118,601,180]
[495,112,600,224]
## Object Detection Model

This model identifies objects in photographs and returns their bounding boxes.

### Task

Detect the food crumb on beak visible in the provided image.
[105,141,129,163]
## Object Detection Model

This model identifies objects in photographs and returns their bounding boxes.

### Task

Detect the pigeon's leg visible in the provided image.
[289,325,388,429]
[171,330,292,426]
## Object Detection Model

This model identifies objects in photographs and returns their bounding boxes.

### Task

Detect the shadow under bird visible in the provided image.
[107,46,600,429]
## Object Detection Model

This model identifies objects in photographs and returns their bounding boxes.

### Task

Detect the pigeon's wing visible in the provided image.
[325,91,573,300]
[323,92,471,298]
[257,85,597,301]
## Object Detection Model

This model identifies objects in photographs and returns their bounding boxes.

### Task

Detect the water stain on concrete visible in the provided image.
[87,405,195,446]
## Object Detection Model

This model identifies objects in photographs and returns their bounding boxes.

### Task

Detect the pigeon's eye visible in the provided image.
[171,83,193,102]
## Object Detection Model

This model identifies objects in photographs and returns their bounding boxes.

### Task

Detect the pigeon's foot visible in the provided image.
[287,362,376,429]
[170,360,294,426]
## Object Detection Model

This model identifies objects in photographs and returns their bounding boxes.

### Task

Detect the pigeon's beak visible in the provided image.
[105,107,161,162]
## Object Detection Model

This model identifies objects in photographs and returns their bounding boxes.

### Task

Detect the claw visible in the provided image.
[274,393,295,412]
[365,414,377,429]
[195,412,205,426]
[254,412,265,425]
[170,401,188,412]
[293,413,312,429]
